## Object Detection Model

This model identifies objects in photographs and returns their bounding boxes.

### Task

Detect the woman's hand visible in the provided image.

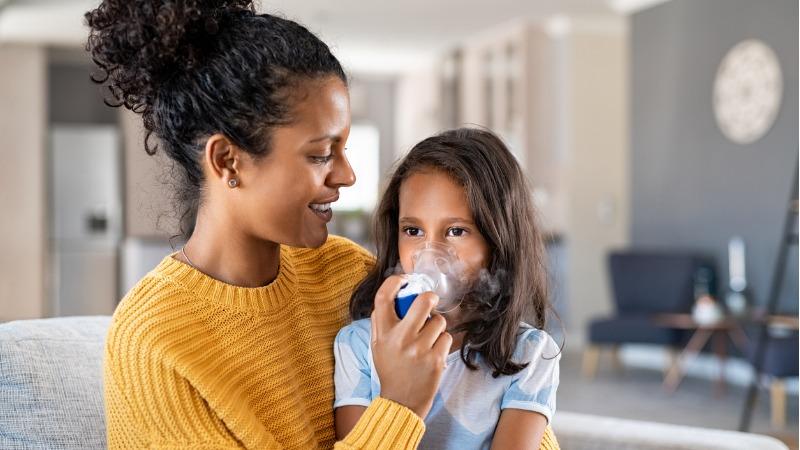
[370,275,452,419]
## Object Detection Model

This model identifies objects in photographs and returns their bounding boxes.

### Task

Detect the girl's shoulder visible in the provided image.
[513,325,562,363]
[336,318,372,343]
[334,318,372,362]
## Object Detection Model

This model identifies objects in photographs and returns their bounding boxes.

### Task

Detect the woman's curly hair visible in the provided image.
[85,0,347,238]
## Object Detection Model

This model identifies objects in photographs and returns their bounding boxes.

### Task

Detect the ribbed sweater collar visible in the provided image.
[153,249,298,313]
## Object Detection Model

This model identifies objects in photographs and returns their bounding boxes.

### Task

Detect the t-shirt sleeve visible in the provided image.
[334,321,374,408]
[500,329,561,424]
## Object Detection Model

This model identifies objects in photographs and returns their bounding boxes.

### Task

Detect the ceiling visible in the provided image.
[0,0,669,74]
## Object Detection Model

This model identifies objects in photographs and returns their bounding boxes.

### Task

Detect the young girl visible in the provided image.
[334,128,561,449]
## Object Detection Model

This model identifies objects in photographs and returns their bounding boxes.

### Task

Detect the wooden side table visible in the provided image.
[652,313,750,395]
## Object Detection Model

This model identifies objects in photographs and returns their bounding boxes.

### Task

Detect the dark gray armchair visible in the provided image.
[583,251,715,378]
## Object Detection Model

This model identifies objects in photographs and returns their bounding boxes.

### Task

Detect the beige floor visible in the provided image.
[557,350,799,449]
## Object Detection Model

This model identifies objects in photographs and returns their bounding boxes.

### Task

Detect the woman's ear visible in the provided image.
[204,133,241,188]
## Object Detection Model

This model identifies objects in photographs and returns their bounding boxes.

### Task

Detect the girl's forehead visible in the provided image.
[398,170,473,219]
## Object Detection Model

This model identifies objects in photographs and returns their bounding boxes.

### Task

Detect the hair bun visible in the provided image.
[85,0,254,112]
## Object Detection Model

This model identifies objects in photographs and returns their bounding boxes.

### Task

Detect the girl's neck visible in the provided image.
[177,208,281,288]
[448,331,465,354]
[442,308,467,353]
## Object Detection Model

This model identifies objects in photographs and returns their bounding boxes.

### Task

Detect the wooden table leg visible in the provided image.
[611,345,624,374]
[713,331,728,397]
[582,345,601,380]
[770,379,786,428]
[663,329,713,393]
[730,323,751,353]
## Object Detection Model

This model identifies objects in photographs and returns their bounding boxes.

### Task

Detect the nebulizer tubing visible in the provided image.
[394,242,468,319]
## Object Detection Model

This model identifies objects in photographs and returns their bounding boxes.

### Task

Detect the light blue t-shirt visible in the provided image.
[333,318,560,450]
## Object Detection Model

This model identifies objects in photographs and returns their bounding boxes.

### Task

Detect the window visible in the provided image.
[334,123,380,212]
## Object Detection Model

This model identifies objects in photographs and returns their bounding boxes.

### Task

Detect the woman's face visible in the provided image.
[397,169,490,282]
[235,76,354,248]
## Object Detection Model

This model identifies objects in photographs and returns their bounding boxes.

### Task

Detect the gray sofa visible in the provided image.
[0,316,789,450]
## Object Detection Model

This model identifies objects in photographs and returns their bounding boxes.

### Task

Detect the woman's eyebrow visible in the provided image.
[308,134,342,144]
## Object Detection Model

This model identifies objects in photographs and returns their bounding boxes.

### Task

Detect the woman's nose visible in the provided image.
[328,153,356,188]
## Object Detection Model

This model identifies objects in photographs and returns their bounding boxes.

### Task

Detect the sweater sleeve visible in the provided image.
[107,346,425,450]
[540,426,560,449]
[104,308,285,449]
[104,351,250,449]
[335,397,426,450]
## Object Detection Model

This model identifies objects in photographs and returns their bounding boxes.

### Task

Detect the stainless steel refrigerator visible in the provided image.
[49,125,122,316]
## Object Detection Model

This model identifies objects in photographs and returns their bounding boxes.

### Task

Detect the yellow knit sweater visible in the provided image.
[104,235,559,449]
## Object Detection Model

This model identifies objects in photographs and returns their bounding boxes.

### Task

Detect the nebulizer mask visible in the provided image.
[394,242,469,319]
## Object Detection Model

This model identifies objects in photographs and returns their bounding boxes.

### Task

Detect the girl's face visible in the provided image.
[397,169,490,282]
[234,76,354,248]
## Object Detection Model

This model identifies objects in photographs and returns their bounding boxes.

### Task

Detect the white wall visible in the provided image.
[0,45,47,319]
[393,17,631,347]
[121,109,177,239]
[563,18,631,345]
[394,61,442,160]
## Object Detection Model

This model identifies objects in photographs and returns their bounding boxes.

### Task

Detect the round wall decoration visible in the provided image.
[713,39,783,145]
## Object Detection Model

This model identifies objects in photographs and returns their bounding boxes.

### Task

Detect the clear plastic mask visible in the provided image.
[406,241,469,313]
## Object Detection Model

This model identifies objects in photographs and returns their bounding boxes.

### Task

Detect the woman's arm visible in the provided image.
[334,398,426,449]
[490,409,548,450]
[332,275,451,449]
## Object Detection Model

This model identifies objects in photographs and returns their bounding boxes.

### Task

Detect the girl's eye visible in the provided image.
[447,227,467,237]
[402,227,424,237]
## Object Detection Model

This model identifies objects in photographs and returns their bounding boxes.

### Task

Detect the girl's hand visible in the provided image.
[370,275,452,419]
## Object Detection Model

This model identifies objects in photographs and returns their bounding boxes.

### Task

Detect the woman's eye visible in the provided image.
[447,227,467,237]
[310,154,333,164]
[402,227,423,237]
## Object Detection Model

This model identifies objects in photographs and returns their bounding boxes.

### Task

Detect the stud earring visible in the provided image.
[228,178,239,188]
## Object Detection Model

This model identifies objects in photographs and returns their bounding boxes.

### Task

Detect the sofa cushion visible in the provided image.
[0,316,110,450]
[608,252,713,314]
[554,411,788,450]
[749,331,799,378]
[589,316,686,346]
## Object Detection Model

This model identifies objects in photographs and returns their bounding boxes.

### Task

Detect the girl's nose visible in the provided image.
[425,237,447,246]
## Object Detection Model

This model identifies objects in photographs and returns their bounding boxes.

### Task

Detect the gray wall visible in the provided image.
[631,0,798,311]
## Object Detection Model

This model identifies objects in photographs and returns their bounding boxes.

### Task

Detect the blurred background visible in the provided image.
[0,0,797,446]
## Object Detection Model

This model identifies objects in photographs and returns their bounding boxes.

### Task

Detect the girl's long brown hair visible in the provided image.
[350,127,554,377]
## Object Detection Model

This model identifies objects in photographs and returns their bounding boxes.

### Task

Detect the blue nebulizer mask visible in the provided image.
[394,242,468,319]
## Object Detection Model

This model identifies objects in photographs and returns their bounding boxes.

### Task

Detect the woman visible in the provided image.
[86,1,448,448]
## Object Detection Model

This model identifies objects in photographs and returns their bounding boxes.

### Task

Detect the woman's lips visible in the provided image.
[309,202,333,222]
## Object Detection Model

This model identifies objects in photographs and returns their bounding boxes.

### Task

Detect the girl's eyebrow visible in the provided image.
[443,217,474,223]
[399,216,474,224]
